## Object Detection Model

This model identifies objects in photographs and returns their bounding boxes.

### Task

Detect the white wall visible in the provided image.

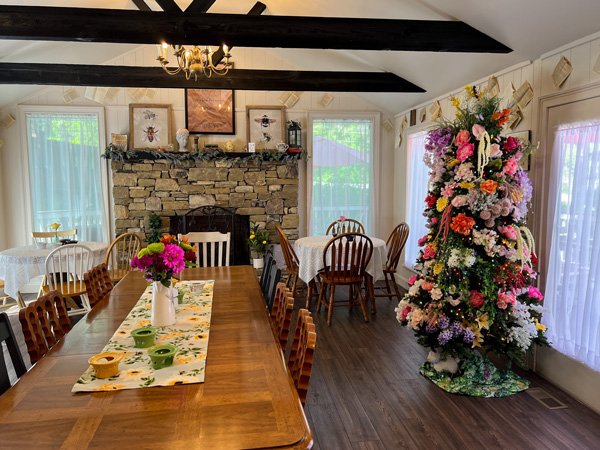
[0,45,397,250]
[393,31,600,413]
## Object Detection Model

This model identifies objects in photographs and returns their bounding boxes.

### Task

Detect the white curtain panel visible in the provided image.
[26,113,105,242]
[310,118,374,236]
[544,123,600,371]
[404,132,429,268]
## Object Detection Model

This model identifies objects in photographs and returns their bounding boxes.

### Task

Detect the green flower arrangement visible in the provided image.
[247,221,271,256]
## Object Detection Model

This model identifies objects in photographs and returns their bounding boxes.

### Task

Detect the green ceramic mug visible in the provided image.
[130,327,158,348]
[147,344,178,370]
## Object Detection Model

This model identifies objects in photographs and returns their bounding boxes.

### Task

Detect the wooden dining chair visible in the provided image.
[104,232,142,284]
[317,233,373,326]
[0,312,27,395]
[264,262,282,312]
[371,223,409,312]
[43,244,94,314]
[275,225,301,298]
[31,229,77,244]
[84,263,114,308]
[326,219,365,236]
[260,248,275,295]
[288,308,316,406]
[270,283,294,350]
[179,232,231,267]
[19,290,72,364]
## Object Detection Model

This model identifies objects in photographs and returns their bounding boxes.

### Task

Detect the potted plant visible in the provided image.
[247,221,271,269]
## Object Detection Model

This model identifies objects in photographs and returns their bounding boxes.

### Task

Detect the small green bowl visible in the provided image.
[147,344,178,370]
[130,327,158,348]
[178,290,185,304]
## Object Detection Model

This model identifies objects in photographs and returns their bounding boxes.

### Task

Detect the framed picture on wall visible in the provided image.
[129,103,173,150]
[185,89,235,135]
[246,105,285,151]
[506,130,531,171]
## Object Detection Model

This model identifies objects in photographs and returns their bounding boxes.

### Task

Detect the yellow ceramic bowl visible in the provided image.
[88,352,123,379]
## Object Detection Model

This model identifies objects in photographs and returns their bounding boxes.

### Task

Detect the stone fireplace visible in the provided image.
[110,158,300,255]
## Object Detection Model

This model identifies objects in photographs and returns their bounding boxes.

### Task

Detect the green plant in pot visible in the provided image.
[247,221,271,269]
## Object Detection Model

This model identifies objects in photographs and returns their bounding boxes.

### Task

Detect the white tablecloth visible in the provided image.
[294,235,387,283]
[0,242,108,299]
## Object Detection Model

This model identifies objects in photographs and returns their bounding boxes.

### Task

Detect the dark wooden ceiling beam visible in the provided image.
[185,0,217,14]
[155,0,181,12]
[0,5,511,53]
[0,62,425,93]
[131,0,152,12]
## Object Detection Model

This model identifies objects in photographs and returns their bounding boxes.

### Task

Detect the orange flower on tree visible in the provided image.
[450,213,475,236]
[480,179,498,194]
[492,109,511,126]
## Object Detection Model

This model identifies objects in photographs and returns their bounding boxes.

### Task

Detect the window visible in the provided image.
[544,122,600,371]
[26,112,106,241]
[309,117,374,235]
[404,131,429,268]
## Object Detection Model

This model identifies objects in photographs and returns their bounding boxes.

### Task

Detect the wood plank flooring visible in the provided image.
[289,285,600,450]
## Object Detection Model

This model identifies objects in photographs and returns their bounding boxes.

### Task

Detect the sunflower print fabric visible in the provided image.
[72,280,214,392]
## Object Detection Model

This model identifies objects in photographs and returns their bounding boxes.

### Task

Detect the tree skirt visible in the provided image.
[420,351,529,397]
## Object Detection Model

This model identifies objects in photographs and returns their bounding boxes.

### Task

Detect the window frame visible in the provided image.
[18,105,110,243]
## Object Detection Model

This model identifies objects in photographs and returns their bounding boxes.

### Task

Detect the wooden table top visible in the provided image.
[0,266,313,449]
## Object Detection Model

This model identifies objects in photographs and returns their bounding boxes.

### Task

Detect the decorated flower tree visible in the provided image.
[397,87,548,396]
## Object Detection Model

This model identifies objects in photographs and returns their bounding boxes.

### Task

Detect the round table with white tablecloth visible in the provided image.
[0,242,108,299]
[294,235,387,284]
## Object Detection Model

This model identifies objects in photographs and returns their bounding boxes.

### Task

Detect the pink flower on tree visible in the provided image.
[503,136,521,151]
[497,292,517,309]
[528,286,544,300]
[422,281,434,292]
[490,143,502,158]
[423,246,436,259]
[451,195,468,207]
[498,225,517,240]
[472,124,486,140]
[469,291,485,307]
[408,275,418,285]
[418,235,428,247]
[454,130,471,146]
[401,306,411,321]
[503,158,519,176]
[457,143,475,162]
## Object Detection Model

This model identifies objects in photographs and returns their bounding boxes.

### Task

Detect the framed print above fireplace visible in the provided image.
[129,103,173,150]
[185,89,235,135]
[246,105,285,151]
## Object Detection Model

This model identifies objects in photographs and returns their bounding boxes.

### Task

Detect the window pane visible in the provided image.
[311,118,373,235]
[27,113,104,241]
[404,132,429,268]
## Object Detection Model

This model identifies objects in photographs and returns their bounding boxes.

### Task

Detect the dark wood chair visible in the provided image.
[84,263,114,309]
[270,283,294,350]
[288,308,316,406]
[371,223,409,312]
[317,233,373,326]
[276,225,301,298]
[104,232,142,284]
[326,218,365,236]
[260,248,275,295]
[19,291,72,364]
[0,312,27,395]
[264,263,282,313]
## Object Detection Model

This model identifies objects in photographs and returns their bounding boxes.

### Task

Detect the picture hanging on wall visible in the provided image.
[185,89,235,135]
[246,105,285,151]
[129,103,172,150]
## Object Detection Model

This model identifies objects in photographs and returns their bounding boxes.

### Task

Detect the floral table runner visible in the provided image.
[72,280,214,392]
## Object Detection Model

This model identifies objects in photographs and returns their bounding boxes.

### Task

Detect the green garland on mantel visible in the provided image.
[102,144,306,165]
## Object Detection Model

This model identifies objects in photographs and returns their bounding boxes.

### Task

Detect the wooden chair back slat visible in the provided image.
[270,283,294,349]
[84,263,114,308]
[179,232,231,267]
[19,291,72,364]
[323,234,373,283]
[0,312,27,395]
[104,233,142,283]
[288,308,316,406]
[326,219,365,236]
[31,229,77,244]
[385,223,410,271]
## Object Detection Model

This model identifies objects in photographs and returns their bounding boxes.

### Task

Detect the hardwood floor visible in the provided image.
[290,285,600,450]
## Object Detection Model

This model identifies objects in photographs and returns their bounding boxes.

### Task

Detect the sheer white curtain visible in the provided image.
[404,132,429,268]
[310,118,374,235]
[544,122,600,371]
[26,113,105,242]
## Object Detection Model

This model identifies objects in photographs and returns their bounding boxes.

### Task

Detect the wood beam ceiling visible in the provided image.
[0,62,425,93]
[0,5,511,53]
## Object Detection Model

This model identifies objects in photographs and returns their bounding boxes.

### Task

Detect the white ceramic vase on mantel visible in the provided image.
[151,281,176,327]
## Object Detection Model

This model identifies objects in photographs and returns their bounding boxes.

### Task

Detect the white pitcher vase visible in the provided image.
[151,280,176,327]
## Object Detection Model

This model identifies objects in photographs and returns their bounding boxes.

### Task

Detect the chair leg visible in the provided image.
[37,274,47,298]
[306,278,318,309]
[285,272,293,289]
[391,274,403,302]
[348,285,353,311]
[317,282,326,314]
[291,274,299,299]
[383,272,393,298]
[327,284,336,326]
[357,283,369,323]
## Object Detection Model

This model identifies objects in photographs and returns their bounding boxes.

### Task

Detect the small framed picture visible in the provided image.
[246,105,285,151]
[129,103,172,150]
[185,89,235,135]
[507,130,531,171]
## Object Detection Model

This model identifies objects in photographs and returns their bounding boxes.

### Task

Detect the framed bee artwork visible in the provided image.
[246,105,285,151]
[129,103,173,150]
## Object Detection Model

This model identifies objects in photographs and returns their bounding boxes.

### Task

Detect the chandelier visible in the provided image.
[157,43,232,80]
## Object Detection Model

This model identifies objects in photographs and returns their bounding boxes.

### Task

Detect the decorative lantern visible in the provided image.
[287,120,302,152]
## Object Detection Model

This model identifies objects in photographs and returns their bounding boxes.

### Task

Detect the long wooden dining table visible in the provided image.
[0,266,313,449]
